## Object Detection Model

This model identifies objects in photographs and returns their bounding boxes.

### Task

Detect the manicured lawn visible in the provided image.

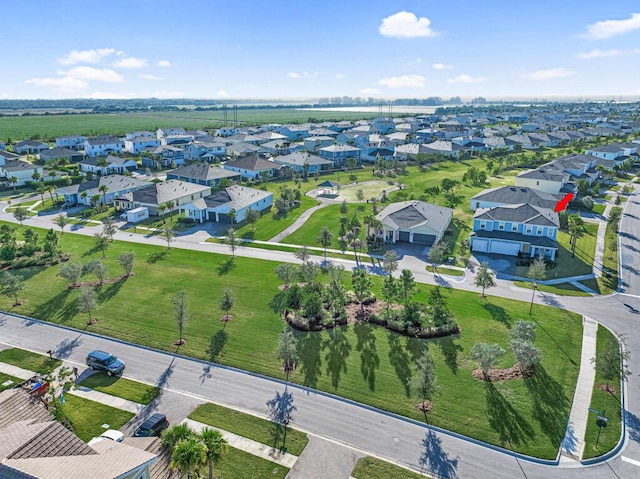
[0,221,583,459]
[282,203,351,249]
[352,457,426,479]
[426,265,465,277]
[592,203,606,215]
[512,281,591,297]
[588,215,619,295]
[0,348,61,375]
[62,394,134,442]
[0,372,22,391]
[334,180,393,202]
[216,447,288,479]
[189,402,309,456]
[582,325,623,459]
[78,374,160,405]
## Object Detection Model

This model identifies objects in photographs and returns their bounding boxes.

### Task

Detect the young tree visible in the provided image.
[426,286,454,327]
[0,271,25,306]
[224,227,239,259]
[219,288,235,322]
[58,262,83,287]
[277,327,298,381]
[340,200,348,216]
[53,214,70,234]
[381,274,398,319]
[300,261,320,285]
[398,269,416,304]
[94,232,110,258]
[316,226,333,263]
[474,261,496,297]
[79,286,97,323]
[244,207,260,231]
[509,320,541,373]
[200,428,228,479]
[591,337,631,393]
[527,256,546,282]
[85,259,109,284]
[382,250,399,276]
[172,289,188,345]
[568,214,585,257]
[470,342,505,380]
[116,251,135,276]
[9,176,18,191]
[275,263,299,289]
[351,267,372,313]
[161,224,175,250]
[411,349,437,421]
[428,241,448,274]
[294,245,310,263]
[102,216,117,241]
[13,207,28,226]
[43,228,59,257]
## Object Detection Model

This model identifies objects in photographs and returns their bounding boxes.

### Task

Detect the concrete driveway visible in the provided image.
[472,253,517,277]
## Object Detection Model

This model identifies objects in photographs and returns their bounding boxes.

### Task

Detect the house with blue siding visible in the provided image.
[470,204,559,260]
[317,144,361,167]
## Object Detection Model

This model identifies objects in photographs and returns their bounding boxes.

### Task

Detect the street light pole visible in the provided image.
[529,282,537,316]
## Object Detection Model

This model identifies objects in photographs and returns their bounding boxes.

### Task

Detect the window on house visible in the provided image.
[498,222,505,230]
[512,224,517,232]
[536,181,539,185]
[479,221,486,229]
[526,226,532,234]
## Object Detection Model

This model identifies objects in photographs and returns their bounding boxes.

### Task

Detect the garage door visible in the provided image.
[472,239,489,253]
[489,240,521,256]
[412,233,436,245]
[398,231,410,242]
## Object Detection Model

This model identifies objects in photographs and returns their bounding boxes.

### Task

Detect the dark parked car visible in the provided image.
[85,350,125,376]
[134,413,170,437]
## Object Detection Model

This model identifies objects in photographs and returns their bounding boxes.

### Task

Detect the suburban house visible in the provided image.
[161,134,194,148]
[317,144,361,166]
[303,136,335,153]
[423,140,467,158]
[225,142,263,158]
[223,156,281,179]
[470,204,559,260]
[0,150,21,163]
[56,174,148,205]
[13,140,49,155]
[0,160,44,186]
[515,166,570,194]
[82,136,124,157]
[114,180,211,216]
[278,125,310,141]
[585,143,636,162]
[374,200,453,246]
[470,186,563,211]
[156,127,186,138]
[141,145,185,168]
[0,388,157,479]
[78,155,137,175]
[124,135,161,154]
[362,147,395,162]
[393,143,433,160]
[184,141,226,161]
[215,126,241,137]
[54,135,87,150]
[167,162,241,187]
[39,147,85,163]
[179,184,273,223]
[272,152,333,174]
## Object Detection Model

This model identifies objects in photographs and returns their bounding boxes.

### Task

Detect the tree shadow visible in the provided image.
[199,364,213,384]
[52,334,83,359]
[35,289,71,321]
[269,291,288,315]
[482,301,511,327]
[484,381,535,447]
[434,336,463,375]
[539,293,563,309]
[241,230,255,240]
[524,366,569,448]
[419,430,460,479]
[266,387,296,453]
[387,331,411,397]
[298,332,322,388]
[147,250,168,264]
[323,326,351,391]
[217,259,235,276]
[354,321,379,391]
[529,318,576,365]
[626,411,640,443]
[97,278,126,303]
[207,330,228,362]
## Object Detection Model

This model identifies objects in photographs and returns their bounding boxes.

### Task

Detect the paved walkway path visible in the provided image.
[269,196,331,243]
[560,316,598,461]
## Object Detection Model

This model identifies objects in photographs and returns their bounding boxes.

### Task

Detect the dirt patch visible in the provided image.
[598,384,617,394]
[220,314,234,323]
[472,364,532,382]
[277,282,307,292]
[416,400,432,413]
[67,274,132,289]
[344,299,398,323]
[173,339,186,346]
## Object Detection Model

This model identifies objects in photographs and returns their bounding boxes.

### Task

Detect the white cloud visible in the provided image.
[361,88,382,95]
[379,11,438,39]
[335,73,345,79]
[447,74,487,84]
[578,48,630,59]
[217,89,229,97]
[432,63,453,70]
[113,56,148,69]
[57,48,116,65]
[61,66,125,83]
[520,68,575,80]
[378,74,425,88]
[139,74,163,81]
[287,71,318,79]
[583,13,640,39]
[157,60,172,67]
[25,76,87,90]
[287,72,300,79]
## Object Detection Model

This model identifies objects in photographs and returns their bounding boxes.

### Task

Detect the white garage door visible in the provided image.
[489,241,521,256]
[472,239,489,253]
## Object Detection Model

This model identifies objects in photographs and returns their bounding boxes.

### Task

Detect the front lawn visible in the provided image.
[62,394,134,442]
[0,348,61,375]
[216,447,288,479]
[352,457,425,479]
[0,372,22,391]
[0,221,583,459]
[189,402,309,456]
[512,281,591,297]
[78,374,160,405]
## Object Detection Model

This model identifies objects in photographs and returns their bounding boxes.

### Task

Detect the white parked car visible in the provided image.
[88,429,124,445]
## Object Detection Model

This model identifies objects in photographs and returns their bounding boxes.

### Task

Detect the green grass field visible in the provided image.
[0,221,583,458]
[0,372,22,391]
[512,281,591,297]
[62,394,134,442]
[215,447,289,479]
[0,348,61,375]
[352,457,426,479]
[77,374,160,405]
[582,325,623,459]
[189,403,308,456]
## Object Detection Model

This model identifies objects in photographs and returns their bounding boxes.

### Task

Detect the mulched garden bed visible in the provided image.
[472,363,534,382]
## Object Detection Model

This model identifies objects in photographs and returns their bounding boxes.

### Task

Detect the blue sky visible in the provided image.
[2,1,640,100]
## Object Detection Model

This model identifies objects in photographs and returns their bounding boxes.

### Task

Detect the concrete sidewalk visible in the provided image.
[0,362,38,381]
[560,316,598,461]
[69,386,145,414]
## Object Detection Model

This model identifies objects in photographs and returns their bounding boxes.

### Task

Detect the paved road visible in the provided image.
[1,189,640,478]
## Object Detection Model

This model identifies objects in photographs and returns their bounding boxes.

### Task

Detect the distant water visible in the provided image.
[296,106,438,114]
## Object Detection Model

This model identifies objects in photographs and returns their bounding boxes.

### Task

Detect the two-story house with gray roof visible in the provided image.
[167,163,240,187]
[82,136,124,157]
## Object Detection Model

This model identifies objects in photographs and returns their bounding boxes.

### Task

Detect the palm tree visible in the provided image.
[31,171,41,183]
[98,184,109,205]
[80,191,88,205]
[46,185,56,203]
[170,437,207,479]
[9,176,18,191]
[36,183,48,203]
[161,424,194,450]
[200,428,228,479]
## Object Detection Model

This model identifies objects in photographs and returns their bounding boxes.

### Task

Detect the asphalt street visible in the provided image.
[0,188,640,478]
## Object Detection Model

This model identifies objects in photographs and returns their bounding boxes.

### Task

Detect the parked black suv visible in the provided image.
[85,350,125,376]
[134,413,170,437]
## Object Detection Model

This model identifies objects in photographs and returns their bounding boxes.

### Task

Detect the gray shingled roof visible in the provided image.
[131,180,211,205]
[2,160,40,172]
[471,186,563,210]
[168,163,239,182]
[202,185,272,210]
[57,174,147,197]
[474,204,559,227]
[224,156,278,171]
[376,201,453,232]
[273,152,333,167]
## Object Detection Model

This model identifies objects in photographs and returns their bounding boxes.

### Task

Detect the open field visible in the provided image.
[0,221,584,458]
[329,180,393,202]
